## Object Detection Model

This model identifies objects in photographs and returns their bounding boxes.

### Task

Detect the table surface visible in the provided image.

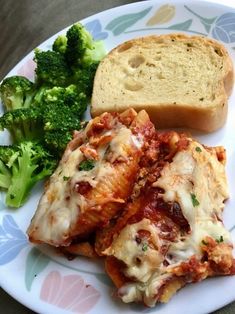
[0,0,235,313]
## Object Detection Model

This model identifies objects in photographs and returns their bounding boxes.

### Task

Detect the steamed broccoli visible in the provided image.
[34,49,71,87]
[0,76,35,111]
[0,85,86,154]
[73,62,99,95]
[0,142,56,208]
[42,85,86,132]
[65,23,106,68]
[0,145,20,190]
[52,35,67,55]
[0,22,107,208]
[44,130,74,154]
[0,106,43,143]
[42,85,87,153]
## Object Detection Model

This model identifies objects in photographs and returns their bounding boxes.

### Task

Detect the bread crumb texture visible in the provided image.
[91,34,234,132]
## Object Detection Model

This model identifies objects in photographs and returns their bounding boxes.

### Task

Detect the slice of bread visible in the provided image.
[91,34,234,132]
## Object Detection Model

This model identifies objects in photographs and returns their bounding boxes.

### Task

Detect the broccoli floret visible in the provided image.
[42,85,87,154]
[65,23,106,68]
[0,145,19,189]
[0,145,19,165]
[73,62,98,96]
[34,49,71,87]
[0,76,35,111]
[52,35,67,55]
[0,142,56,208]
[33,85,49,104]
[65,23,92,66]
[0,85,86,153]
[0,160,11,189]
[83,40,106,65]
[42,85,87,130]
[0,22,107,210]
[44,130,73,154]
[78,159,95,171]
[0,106,43,143]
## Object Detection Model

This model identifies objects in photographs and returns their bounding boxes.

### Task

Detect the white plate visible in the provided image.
[1,1,235,313]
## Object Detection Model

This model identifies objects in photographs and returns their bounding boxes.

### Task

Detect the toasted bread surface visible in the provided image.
[91,34,234,132]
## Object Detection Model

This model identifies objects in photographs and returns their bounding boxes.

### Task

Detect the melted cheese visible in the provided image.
[155,141,230,262]
[119,273,171,306]
[104,218,163,282]
[27,119,144,246]
[109,126,142,162]
[108,141,231,306]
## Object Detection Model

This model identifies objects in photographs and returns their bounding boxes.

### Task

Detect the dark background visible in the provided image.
[0,0,234,313]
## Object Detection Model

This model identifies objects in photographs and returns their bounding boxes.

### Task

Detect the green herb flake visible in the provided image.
[79,159,95,171]
[195,146,202,152]
[191,193,200,207]
[216,235,224,243]
[142,243,148,252]
[63,176,70,181]
[10,194,15,199]
[202,239,208,245]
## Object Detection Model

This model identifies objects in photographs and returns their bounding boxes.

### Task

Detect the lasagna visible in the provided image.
[27,109,234,306]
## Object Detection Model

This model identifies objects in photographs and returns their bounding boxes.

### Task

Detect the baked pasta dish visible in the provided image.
[27,109,235,307]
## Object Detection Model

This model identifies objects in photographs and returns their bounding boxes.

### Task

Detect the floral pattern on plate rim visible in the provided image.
[40,271,100,313]
[1,2,235,313]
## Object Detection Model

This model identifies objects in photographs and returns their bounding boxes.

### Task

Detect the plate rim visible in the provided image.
[1,0,235,313]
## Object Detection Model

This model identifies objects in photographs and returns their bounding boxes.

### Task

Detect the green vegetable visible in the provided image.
[0,106,43,143]
[191,193,200,207]
[79,159,95,171]
[216,235,224,243]
[0,76,35,111]
[63,176,70,181]
[34,49,72,87]
[0,160,11,189]
[72,63,99,95]
[0,142,56,208]
[44,130,73,155]
[0,22,106,208]
[65,23,105,67]
[52,35,67,55]
[42,85,87,155]
[42,85,87,130]
[195,146,202,152]
[142,243,148,252]
[0,85,87,154]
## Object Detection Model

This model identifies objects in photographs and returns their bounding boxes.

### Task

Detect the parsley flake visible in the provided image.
[191,193,200,207]
[195,146,202,152]
[216,235,224,243]
[79,159,95,171]
[202,239,208,245]
[142,243,148,252]
[63,176,70,181]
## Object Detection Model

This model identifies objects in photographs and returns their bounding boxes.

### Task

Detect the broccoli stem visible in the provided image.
[5,149,37,207]
[0,160,11,189]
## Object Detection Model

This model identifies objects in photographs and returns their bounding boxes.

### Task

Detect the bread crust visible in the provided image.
[91,34,234,132]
